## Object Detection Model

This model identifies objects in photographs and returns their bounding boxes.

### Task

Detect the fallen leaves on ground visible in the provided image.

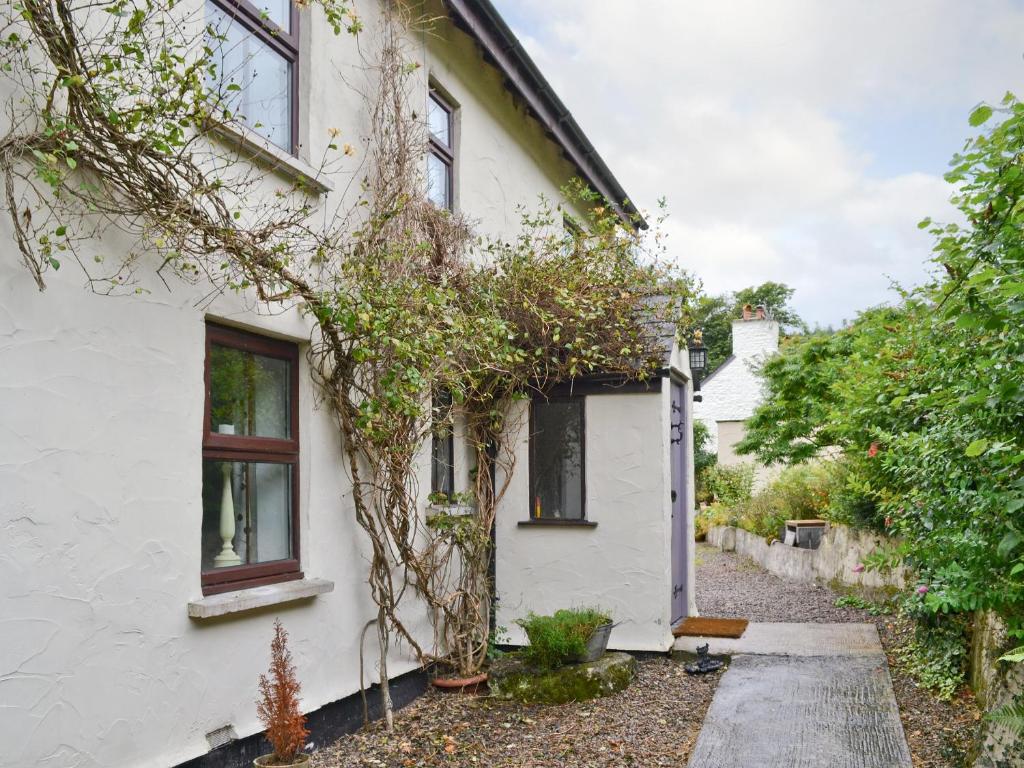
[311,658,722,768]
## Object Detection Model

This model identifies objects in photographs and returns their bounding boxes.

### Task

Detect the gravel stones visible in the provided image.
[311,657,722,767]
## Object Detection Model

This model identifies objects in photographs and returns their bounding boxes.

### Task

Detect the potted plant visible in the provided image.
[254,620,310,767]
[516,607,613,669]
[426,490,476,517]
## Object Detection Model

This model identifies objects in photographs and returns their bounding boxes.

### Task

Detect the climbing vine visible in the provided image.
[0,0,694,728]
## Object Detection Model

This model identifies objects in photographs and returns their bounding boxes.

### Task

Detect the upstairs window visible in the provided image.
[431,390,455,500]
[426,87,455,210]
[202,324,301,594]
[206,0,299,154]
[529,399,585,520]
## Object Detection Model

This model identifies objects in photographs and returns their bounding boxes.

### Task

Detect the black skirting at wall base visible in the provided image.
[174,668,427,768]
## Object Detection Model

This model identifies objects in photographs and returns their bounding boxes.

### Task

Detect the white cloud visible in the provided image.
[495,0,1024,326]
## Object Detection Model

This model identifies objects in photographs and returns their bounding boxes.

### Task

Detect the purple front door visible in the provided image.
[670,381,687,624]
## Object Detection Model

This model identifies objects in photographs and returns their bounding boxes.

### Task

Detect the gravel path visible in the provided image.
[694,543,980,768]
[695,544,867,622]
[312,657,722,767]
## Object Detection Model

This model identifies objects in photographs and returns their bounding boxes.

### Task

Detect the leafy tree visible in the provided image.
[735,95,1024,620]
[690,281,806,373]
[733,281,806,334]
[690,293,733,372]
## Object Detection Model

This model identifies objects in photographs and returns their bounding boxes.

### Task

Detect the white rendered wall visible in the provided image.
[0,4,599,767]
[494,393,674,652]
[495,344,697,651]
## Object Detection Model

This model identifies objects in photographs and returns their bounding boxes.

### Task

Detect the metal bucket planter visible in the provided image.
[578,622,614,663]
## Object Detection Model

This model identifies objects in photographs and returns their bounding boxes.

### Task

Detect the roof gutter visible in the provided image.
[443,0,647,230]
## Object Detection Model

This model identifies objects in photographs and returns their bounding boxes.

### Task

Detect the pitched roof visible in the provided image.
[443,0,646,229]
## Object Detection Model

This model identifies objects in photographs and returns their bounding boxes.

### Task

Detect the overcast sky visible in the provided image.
[492,1,1024,328]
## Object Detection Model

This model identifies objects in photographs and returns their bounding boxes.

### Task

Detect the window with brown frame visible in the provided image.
[426,86,455,210]
[201,323,301,595]
[528,398,585,520]
[206,0,300,154]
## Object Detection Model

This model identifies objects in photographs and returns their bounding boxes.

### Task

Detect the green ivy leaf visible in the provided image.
[999,646,1024,663]
[965,438,989,457]
[969,105,993,127]
[997,530,1022,559]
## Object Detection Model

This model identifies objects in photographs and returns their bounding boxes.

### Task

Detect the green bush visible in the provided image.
[694,420,717,504]
[711,462,834,541]
[894,612,969,700]
[734,493,787,540]
[694,502,736,539]
[821,458,883,532]
[516,608,611,670]
[702,463,754,507]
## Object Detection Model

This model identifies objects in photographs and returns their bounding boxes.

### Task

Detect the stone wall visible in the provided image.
[706,524,906,590]
[970,610,1024,767]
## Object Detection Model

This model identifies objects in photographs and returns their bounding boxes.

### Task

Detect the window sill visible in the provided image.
[209,121,335,195]
[426,503,475,518]
[517,519,597,528]
[188,577,334,619]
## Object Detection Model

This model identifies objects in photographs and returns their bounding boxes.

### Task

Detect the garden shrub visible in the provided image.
[894,610,970,700]
[702,463,754,507]
[516,608,611,670]
[821,457,883,532]
[712,462,836,541]
[694,420,717,505]
[694,502,736,539]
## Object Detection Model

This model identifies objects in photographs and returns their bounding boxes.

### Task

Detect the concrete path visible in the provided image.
[681,623,912,768]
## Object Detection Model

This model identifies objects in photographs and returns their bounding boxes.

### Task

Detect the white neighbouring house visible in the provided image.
[693,305,780,488]
[0,2,697,767]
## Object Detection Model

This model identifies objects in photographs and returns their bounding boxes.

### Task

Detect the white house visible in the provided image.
[495,343,698,653]
[693,305,780,487]
[0,2,696,767]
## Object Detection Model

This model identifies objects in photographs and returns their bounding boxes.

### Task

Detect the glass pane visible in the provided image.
[206,1,293,151]
[427,152,451,209]
[530,400,584,520]
[201,460,293,570]
[432,433,454,496]
[256,0,290,32]
[210,343,291,438]
[427,94,451,146]
[431,391,454,496]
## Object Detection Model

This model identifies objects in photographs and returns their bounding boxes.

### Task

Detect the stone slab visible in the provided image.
[687,654,912,768]
[674,622,882,658]
[187,578,334,618]
[489,651,635,704]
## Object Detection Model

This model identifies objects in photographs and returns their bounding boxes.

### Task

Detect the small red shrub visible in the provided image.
[256,619,308,763]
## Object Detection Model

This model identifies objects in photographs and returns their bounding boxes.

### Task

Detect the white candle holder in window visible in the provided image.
[213,424,242,567]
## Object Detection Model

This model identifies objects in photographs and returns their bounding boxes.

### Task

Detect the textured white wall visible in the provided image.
[495,345,697,651]
[0,3,600,767]
[495,393,673,652]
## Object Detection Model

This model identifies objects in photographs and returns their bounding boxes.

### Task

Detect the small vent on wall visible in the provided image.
[206,724,238,750]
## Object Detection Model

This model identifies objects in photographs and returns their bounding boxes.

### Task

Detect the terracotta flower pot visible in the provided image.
[431,672,488,694]
[254,752,311,767]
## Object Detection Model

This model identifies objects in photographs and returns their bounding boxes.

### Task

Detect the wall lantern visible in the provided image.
[688,344,707,376]
[688,332,707,402]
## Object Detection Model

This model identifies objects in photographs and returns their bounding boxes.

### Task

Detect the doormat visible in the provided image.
[673,617,748,639]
